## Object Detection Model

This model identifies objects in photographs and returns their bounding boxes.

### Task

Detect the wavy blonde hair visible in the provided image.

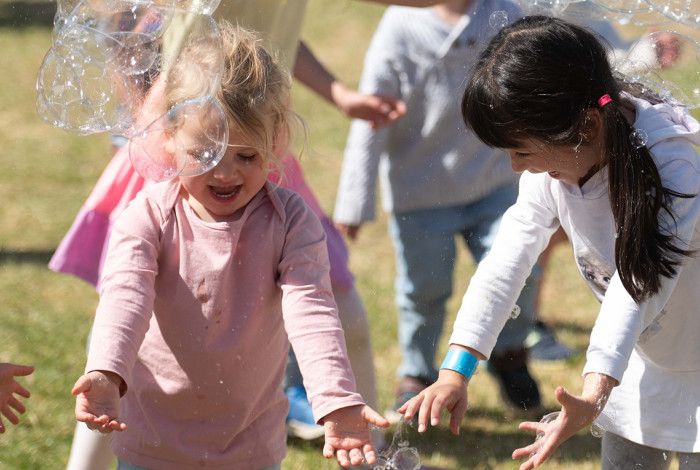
[166,20,292,165]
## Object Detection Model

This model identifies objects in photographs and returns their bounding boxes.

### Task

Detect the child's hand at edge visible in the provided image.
[398,368,468,435]
[72,370,127,433]
[321,404,390,468]
[0,363,34,433]
[331,83,408,130]
[512,372,618,470]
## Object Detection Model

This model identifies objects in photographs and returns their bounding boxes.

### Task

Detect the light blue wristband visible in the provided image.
[440,348,479,379]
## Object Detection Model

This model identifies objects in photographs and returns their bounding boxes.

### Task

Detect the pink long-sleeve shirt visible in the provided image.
[85,180,363,469]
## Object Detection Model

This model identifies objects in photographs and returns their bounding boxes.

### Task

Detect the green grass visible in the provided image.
[0,2,697,469]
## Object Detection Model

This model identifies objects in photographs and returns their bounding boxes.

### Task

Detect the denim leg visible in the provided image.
[462,184,538,354]
[117,461,150,470]
[390,208,458,382]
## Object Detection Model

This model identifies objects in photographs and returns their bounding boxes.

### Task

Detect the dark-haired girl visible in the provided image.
[399,15,700,469]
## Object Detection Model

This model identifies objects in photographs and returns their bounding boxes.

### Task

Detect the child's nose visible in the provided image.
[211,155,240,181]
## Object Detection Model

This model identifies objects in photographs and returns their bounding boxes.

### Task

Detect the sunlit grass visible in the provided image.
[0,1,697,469]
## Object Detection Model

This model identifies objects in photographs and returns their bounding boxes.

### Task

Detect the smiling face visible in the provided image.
[505,137,603,187]
[179,126,268,222]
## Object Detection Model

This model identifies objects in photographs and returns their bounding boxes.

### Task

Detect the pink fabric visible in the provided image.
[87,181,363,469]
[50,149,353,289]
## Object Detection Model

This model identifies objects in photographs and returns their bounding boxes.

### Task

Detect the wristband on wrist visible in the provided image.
[440,348,479,379]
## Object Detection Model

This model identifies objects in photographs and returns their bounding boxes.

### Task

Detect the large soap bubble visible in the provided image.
[618,30,700,108]
[129,96,228,182]
[37,0,228,179]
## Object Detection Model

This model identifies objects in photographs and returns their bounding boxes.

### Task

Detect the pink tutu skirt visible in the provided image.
[50,147,354,290]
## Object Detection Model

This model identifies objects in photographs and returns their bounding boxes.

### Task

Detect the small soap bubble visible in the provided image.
[630,128,648,148]
[374,418,421,470]
[510,304,521,319]
[590,421,606,438]
[489,10,509,30]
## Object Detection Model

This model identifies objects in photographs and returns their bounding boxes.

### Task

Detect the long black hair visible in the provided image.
[462,15,693,302]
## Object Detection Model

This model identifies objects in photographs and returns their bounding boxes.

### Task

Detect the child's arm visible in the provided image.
[72,370,127,433]
[278,196,388,466]
[333,14,404,239]
[0,363,33,434]
[293,41,406,129]
[399,174,560,431]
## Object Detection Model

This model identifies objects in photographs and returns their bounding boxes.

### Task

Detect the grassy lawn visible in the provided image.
[0,2,696,469]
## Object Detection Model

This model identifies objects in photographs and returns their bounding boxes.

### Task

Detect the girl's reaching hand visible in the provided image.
[0,363,34,433]
[398,369,468,434]
[72,370,127,433]
[321,404,390,468]
[512,373,617,470]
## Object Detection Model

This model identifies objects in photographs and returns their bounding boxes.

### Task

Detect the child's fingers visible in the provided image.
[554,386,576,409]
[8,365,34,377]
[7,396,26,415]
[335,448,350,468]
[448,398,467,435]
[71,375,92,396]
[362,443,377,465]
[361,406,390,428]
[348,448,364,466]
[512,441,540,459]
[400,394,423,419]
[12,383,30,399]
[417,393,437,432]
[518,421,547,434]
[322,442,334,459]
[1,406,19,425]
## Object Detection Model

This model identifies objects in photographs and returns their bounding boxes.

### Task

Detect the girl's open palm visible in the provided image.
[322,404,390,468]
[72,371,127,433]
[398,369,468,435]
[512,386,602,470]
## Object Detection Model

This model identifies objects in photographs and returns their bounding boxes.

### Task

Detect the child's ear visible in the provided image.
[581,108,604,144]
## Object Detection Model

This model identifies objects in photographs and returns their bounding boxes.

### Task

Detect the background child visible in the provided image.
[0,362,33,434]
[400,15,700,469]
[334,0,544,418]
[71,23,388,470]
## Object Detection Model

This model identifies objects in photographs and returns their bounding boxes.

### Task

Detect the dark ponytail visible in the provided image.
[602,99,692,300]
[462,16,693,302]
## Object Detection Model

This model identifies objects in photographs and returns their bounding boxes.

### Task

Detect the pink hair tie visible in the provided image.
[598,94,613,108]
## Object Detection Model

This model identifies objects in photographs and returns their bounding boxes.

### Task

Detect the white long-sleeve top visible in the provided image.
[449,95,700,451]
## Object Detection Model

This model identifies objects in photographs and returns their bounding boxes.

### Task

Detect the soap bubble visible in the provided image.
[620,31,700,108]
[129,96,228,181]
[373,418,421,470]
[489,10,509,30]
[510,304,521,319]
[630,128,649,148]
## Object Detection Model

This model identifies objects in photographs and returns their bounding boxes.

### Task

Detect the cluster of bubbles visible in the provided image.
[488,0,700,151]
[373,418,421,470]
[37,0,230,181]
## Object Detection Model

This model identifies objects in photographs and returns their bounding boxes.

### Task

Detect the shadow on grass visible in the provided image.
[0,248,54,264]
[0,1,55,28]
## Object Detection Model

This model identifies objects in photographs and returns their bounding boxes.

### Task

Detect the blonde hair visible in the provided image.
[166,20,292,165]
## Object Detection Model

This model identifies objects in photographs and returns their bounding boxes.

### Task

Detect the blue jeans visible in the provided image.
[389,183,540,382]
[118,460,282,470]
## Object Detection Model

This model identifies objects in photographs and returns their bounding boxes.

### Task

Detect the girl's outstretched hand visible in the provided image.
[321,404,390,468]
[0,363,34,433]
[72,370,127,433]
[398,369,468,434]
[512,373,617,470]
